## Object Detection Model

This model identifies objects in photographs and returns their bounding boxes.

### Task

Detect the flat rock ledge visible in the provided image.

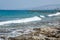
[9,27,60,40]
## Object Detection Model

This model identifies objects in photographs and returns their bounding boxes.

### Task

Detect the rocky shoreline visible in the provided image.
[8,26,60,40]
[0,17,60,40]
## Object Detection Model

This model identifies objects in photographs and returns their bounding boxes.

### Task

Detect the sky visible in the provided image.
[0,0,60,10]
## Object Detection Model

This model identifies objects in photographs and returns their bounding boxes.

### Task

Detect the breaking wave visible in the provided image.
[40,15,45,18]
[48,12,60,17]
[0,16,41,26]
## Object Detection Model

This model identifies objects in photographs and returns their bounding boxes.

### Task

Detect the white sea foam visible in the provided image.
[40,15,45,18]
[0,16,41,25]
[48,12,60,17]
[9,28,34,37]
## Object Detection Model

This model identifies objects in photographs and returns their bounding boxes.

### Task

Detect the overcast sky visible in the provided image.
[0,0,60,10]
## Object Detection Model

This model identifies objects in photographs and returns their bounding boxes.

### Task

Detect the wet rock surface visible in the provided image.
[9,27,60,40]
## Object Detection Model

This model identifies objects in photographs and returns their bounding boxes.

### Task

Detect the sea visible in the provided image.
[0,10,57,21]
[0,10,60,38]
[0,10,59,28]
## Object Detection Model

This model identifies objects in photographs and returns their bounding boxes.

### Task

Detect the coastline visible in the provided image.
[0,18,60,40]
[0,12,60,40]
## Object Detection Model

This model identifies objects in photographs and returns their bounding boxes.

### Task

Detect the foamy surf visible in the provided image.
[40,15,45,18]
[0,16,41,25]
[9,28,35,37]
[48,12,60,17]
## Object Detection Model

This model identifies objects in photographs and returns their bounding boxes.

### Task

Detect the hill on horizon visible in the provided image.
[27,4,60,10]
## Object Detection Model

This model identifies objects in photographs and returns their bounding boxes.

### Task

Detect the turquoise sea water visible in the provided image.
[0,10,59,28]
[0,10,57,21]
[0,10,60,31]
